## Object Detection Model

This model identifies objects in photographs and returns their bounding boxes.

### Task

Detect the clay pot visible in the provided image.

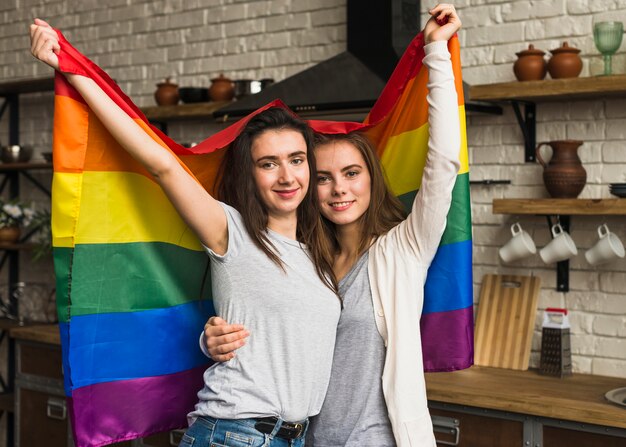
[0,226,21,243]
[209,74,235,102]
[548,42,583,79]
[154,77,179,106]
[536,140,587,198]
[513,45,547,81]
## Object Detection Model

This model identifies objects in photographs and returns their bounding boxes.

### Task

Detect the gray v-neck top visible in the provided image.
[306,252,395,446]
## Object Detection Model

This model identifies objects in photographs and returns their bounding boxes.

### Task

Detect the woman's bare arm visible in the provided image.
[30,19,228,254]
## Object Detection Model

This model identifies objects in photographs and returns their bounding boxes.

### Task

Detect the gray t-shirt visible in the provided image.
[306,253,395,446]
[189,203,341,423]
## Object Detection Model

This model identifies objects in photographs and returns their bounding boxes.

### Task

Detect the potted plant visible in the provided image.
[0,199,36,243]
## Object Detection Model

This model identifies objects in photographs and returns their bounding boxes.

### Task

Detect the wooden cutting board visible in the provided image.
[474,274,541,370]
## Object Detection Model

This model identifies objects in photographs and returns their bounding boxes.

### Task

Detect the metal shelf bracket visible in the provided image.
[546,214,571,292]
[511,100,537,163]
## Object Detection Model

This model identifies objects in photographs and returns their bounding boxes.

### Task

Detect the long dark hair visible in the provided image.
[315,132,406,258]
[217,107,338,294]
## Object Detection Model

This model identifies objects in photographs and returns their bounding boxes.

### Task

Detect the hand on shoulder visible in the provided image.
[423,3,462,44]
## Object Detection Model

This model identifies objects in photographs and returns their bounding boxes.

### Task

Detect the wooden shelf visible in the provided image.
[0,78,55,96]
[10,324,60,345]
[141,101,232,121]
[493,198,626,215]
[0,162,52,172]
[0,242,35,251]
[470,75,626,102]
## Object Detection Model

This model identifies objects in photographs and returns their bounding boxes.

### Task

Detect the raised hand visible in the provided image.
[30,18,60,70]
[424,4,462,44]
[203,316,249,362]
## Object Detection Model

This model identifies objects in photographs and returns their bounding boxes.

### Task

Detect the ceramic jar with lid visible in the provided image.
[547,42,583,79]
[513,45,547,81]
[154,77,179,106]
[209,74,235,101]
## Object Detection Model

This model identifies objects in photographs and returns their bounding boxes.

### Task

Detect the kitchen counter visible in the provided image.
[10,326,626,430]
[426,365,626,429]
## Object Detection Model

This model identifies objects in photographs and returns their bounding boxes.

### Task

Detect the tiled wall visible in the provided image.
[0,0,624,378]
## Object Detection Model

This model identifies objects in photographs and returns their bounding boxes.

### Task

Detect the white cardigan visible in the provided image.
[368,40,461,447]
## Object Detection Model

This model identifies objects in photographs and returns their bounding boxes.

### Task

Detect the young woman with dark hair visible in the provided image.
[30,22,340,447]
[203,4,462,446]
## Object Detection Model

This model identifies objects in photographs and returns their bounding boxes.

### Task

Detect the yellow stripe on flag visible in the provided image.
[53,171,202,250]
[52,172,82,248]
[381,106,468,196]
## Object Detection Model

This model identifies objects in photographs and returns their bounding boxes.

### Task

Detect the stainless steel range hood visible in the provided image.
[214,0,500,120]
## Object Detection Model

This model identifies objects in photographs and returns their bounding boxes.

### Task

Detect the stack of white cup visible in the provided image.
[499,223,625,266]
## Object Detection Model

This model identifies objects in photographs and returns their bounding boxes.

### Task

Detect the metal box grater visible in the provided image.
[539,308,572,378]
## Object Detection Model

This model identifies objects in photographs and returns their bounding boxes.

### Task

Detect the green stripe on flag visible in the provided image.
[397,172,471,246]
[56,242,211,322]
[53,247,73,323]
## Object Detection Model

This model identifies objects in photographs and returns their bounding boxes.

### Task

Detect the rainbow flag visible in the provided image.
[369,35,473,372]
[52,28,471,447]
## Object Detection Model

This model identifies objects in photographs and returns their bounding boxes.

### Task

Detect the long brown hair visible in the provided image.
[217,107,338,294]
[315,132,406,258]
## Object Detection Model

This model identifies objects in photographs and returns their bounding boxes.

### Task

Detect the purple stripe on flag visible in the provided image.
[421,306,474,372]
[70,365,206,447]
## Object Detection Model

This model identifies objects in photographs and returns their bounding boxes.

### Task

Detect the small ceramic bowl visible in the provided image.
[178,87,209,103]
[1,145,33,163]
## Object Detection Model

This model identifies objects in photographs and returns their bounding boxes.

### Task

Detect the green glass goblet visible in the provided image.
[593,21,624,76]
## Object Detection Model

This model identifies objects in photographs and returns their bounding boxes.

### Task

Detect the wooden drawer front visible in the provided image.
[19,388,68,447]
[543,426,626,447]
[19,342,63,380]
[430,408,524,447]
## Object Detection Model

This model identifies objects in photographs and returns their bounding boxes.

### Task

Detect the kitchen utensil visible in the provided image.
[594,21,624,76]
[499,222,537,263]
[539,308,572,377]
[474,274,541,370]
[547,42,583,79]
[539,223,578,264]
[536,140,586,198]
[1,145,33,163]
[154,77,179,106]
[209,74,235,101]
[233,79,262,99]
[605,387,626,408]
[259,78,275,89]
[585,224,625,265]
[513,44,547,81]
[610,184,626,197]
[178,87,209,103]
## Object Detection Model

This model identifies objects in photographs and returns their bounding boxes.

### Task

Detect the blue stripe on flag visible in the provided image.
[69,300,214,389]
[423,239,473,314]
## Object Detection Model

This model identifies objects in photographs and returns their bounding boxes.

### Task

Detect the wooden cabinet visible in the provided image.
[427,367,626,447]
[139,431,185,447]
[542,425,625,447]
[431,407,524,447]
[12,326,133,447]
[430,403,626,447]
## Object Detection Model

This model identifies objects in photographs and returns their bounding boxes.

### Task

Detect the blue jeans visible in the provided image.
[180,416,308,447]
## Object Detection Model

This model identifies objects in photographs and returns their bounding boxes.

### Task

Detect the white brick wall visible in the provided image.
[451,0,626,379]
[0,0,625,384]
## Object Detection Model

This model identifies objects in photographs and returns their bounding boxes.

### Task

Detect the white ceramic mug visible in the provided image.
[585,224,625,266]
[499,222,537,263]
[539,224,578,264]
